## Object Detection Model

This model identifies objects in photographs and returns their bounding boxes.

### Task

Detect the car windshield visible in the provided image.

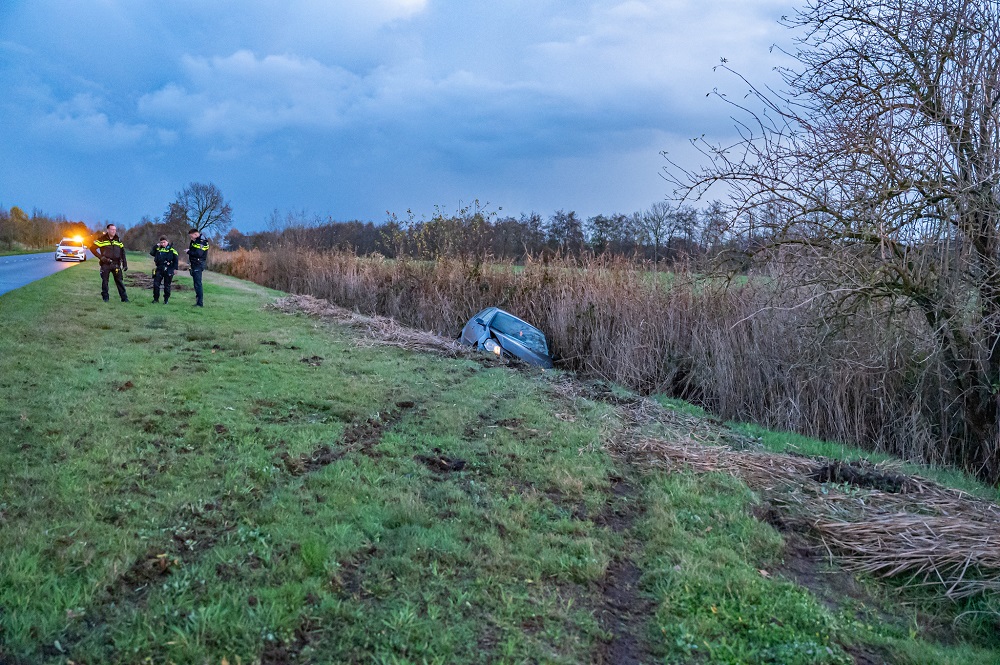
[490,312,549,356]
[60,240,83,247]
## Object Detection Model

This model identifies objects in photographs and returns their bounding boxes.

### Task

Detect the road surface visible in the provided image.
[0,252,89,297]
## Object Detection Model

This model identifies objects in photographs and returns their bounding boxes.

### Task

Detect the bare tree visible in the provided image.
[667,0,1000,478]
[170,182,233,236]
[636,202,699,265]
[698,200,729,253]
[636,201,673,265]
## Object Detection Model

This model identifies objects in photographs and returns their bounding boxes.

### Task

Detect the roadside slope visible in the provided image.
[1,257,997,664]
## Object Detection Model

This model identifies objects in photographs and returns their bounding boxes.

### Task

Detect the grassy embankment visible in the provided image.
[1,254,999,664]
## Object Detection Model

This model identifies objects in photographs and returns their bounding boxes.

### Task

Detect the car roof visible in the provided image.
[493,307,539,328]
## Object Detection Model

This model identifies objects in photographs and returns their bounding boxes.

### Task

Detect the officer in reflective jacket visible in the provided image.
[149,235,179,303]
[90,223,129,303]
[187,228,209,307]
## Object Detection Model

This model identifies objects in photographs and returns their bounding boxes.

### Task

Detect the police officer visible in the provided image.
[149,235,179,303]
[90,223,129,303]
[187,228,209,307]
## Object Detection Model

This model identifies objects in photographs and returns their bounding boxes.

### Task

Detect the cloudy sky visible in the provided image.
[0,1,793,232]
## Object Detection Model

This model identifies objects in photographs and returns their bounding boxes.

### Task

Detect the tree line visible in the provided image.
[221,200,735,264]
[3,187,733,266]
[0,206,91,250]
[2,183,234,253]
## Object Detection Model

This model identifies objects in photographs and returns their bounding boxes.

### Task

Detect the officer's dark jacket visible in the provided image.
[150,244,179,272]
[188,236,209,269]
[91,232,128,269]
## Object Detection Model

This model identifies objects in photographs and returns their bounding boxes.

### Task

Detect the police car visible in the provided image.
[55,237,88,262]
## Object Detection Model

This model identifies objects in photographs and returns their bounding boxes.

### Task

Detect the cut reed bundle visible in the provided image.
[624,435,1000,599]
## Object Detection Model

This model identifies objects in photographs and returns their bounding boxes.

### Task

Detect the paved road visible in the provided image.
[0,252,90,296]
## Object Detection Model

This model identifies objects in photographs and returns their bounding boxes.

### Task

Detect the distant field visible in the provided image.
[1,256,998,664]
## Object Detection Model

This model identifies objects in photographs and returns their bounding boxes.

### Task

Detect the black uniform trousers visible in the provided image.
[153,269,174,302]
[191,267,204,306]
[101,263,128,301]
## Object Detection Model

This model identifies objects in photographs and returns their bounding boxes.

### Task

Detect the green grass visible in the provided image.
[1,255,998,663]
[0,247,53,256]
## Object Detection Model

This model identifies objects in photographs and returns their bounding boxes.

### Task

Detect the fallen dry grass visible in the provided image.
[620,435,1000,600]
[269,294,476,358]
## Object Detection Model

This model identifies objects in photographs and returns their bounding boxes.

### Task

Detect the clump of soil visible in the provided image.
[111,550,178,599]
[811,460,907,493]
[278,444,344,475]
[414,449,467,473]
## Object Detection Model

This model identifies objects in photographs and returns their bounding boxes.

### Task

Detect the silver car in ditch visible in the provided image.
[459,307,554,368]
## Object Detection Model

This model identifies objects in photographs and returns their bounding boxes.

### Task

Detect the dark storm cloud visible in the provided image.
[0,0,793,228]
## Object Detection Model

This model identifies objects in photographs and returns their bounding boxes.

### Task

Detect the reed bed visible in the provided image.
[213,248,992,478]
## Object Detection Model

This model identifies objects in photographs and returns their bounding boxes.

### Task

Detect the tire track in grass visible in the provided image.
[56,404,415,663]
[539,376,677,664]
[595,474,655,665]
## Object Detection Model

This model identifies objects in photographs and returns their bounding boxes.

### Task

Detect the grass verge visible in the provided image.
[1,255,997,664]
[0,248,53,257]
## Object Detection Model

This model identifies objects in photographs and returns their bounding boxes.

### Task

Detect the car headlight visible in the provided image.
[484,339,502,356]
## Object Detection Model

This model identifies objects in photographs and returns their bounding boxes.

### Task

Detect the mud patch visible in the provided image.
[110,550,178,600]
[775,532,871,613]
[332,546,378,599]
[596,475,655,664]
[278,444,345,475]
[260,618,319,665]
[811,460,908,493]
[124,272,185,290]
[341,403,413,455]
[842,644,892,665]
[414,449,467,473]
[274,403,415,475]
[599,560,649,665]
